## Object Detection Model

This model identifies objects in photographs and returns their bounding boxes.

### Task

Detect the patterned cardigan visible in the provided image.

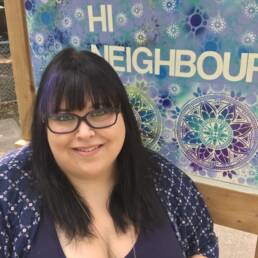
[0,146,218,258]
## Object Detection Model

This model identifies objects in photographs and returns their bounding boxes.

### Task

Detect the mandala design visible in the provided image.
[166,24,180,39]
[24,0,258,188]
[162,0,176,13]
[243,2,258,19]
[62,16,72,28]
[35,33,45,45]
[131,3,144,17]
[116,13,127,26]
[177,95,258,170]
[209,14,226,34]
[134,30,147,45]
[241,32,256,46]
[168,83,181,96]
[53,40,62,51]
[126,86,162,148]
[74,8,84,20]
[70,36,80,47]
[184,7,209,36]
[25,0,36,11]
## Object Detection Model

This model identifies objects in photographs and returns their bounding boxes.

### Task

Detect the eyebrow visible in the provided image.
[56,108,72,112]
[56,102,113,113]
[57,105,95,113]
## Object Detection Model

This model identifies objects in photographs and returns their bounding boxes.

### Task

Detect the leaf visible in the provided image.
[229,138,249,154]
[176,107,180,112]
[201,102,216,120]
[218,104,236,123]
[231,122,252,137]
[182,131,201,144]
[215,149,230,164]
[197,144,213,160]
[184,115,203,131]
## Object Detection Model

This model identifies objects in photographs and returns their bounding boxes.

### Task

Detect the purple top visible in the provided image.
[0,147,219,257]
[27,199,184,258]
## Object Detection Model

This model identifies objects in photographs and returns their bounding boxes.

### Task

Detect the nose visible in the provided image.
[75,120,95,138]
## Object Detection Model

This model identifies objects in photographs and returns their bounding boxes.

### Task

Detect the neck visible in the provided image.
[69,172,116,214]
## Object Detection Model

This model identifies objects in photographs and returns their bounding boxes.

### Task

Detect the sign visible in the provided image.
[24,0,258,188]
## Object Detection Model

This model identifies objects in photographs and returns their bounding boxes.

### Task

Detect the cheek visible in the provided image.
[102,115,126,153]
[47,130,70,156]
[47,130,57,150]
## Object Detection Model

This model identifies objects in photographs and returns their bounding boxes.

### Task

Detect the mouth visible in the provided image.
[72,144,103,156]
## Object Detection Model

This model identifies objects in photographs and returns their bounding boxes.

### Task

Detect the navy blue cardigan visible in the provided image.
[0,146,218,258]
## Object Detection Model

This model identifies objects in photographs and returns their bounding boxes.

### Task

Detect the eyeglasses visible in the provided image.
[47,107,120,134]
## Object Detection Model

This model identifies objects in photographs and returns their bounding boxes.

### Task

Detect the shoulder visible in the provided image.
[148,150,206,219]
[147,150,195,194]
[0,144,32,174]
[147,151,201,222]
[147,150,218,257]
[0,145,34,199]
[0,145,41,257]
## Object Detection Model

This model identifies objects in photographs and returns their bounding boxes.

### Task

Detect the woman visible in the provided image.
[0,48,218,258]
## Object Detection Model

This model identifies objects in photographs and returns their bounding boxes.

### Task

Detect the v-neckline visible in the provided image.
[49,211,141,258]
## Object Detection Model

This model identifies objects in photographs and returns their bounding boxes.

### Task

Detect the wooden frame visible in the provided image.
[4,0,258,256]
[4,0,34,142]
[196,181,258,235]
[195,178,258,257]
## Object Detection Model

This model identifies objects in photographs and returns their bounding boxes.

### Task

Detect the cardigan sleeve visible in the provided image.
[0,146,41,258]
[175,174,219,258]
[0,206,11,258]
[0,152,15,258]
[150,153,219,258]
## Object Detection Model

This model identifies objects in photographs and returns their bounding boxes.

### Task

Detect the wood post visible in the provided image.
[196,182,258,235]
[4,0,35,141]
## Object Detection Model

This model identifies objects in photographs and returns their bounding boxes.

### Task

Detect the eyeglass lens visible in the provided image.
[47,108,118,134]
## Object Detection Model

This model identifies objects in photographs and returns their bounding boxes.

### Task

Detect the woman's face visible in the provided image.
[47,101,126,181]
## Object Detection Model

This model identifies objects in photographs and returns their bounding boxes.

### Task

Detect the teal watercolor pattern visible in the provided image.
[24,0,258,188]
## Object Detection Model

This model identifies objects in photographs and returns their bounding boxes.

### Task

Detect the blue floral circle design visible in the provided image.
[126,86,162,148]
[177,94,258,170]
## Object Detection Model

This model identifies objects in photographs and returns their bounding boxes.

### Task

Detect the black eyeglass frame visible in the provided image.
[46,107,121,134]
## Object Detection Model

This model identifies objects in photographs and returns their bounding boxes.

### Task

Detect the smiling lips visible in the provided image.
[73,145,103,156]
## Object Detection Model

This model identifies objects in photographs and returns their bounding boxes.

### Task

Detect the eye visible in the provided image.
[89,108,111,117]
[50,113,76,121]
